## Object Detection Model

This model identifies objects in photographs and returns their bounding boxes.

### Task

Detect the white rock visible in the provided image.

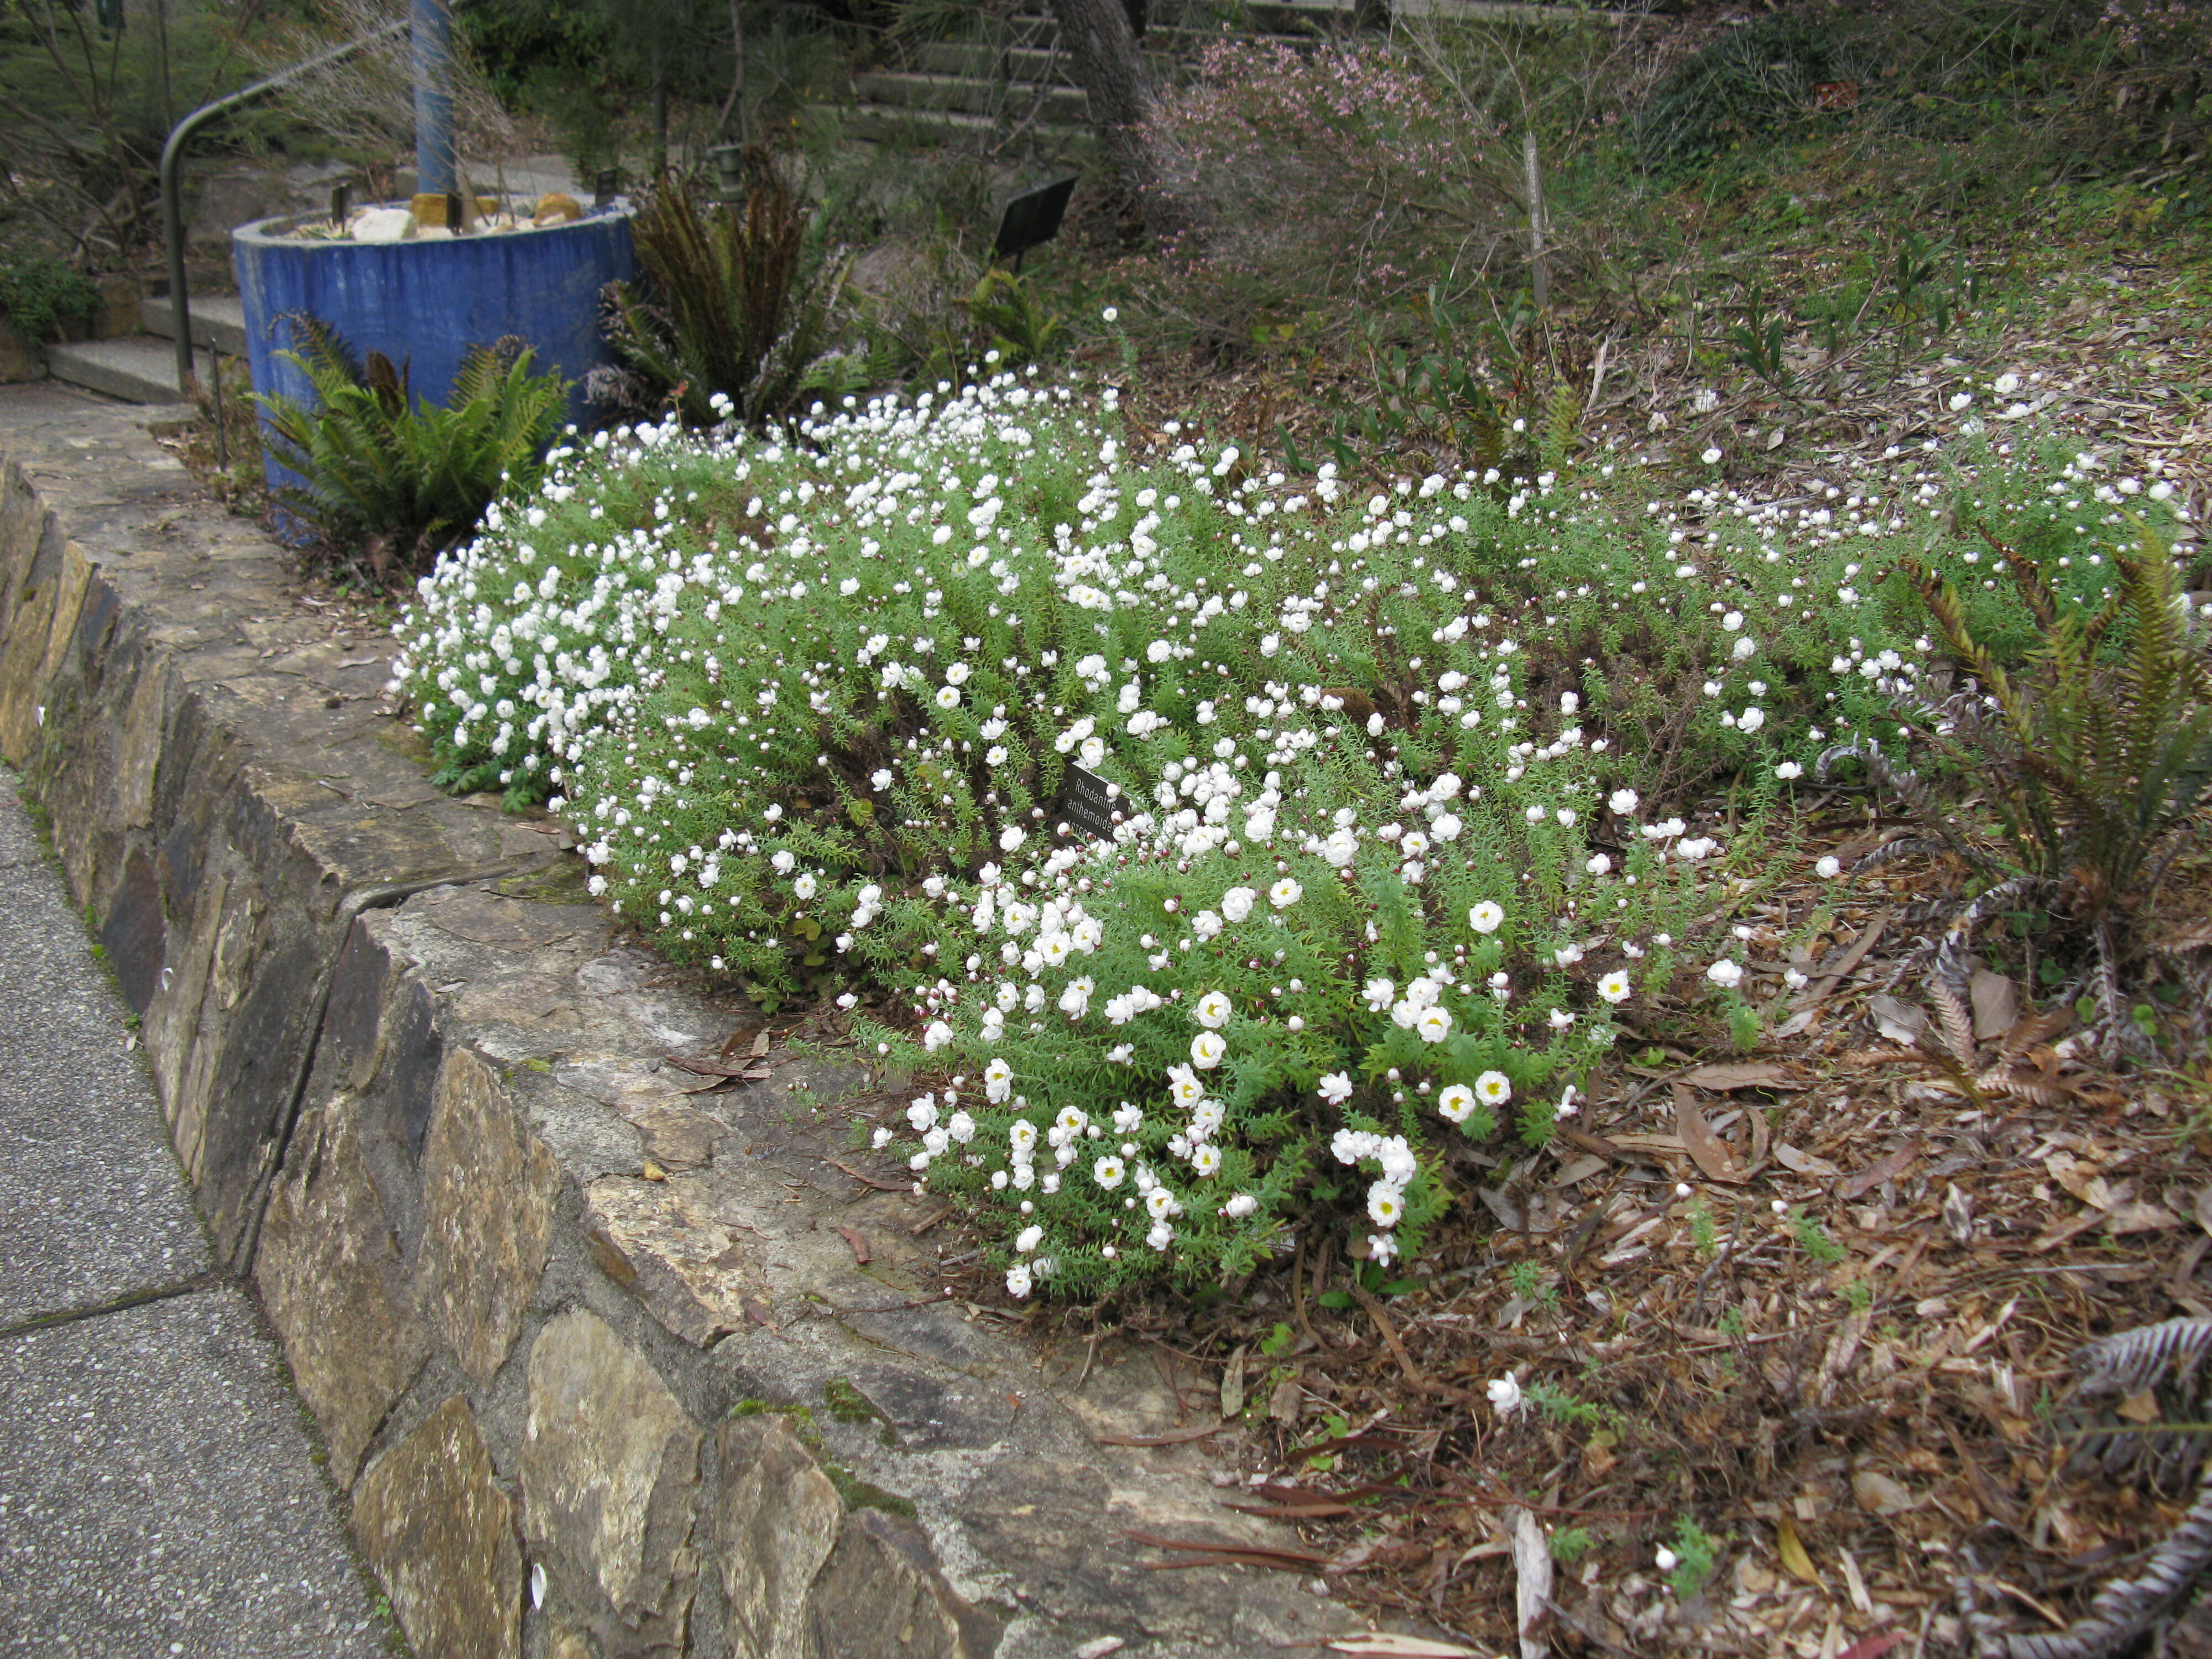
[351,207,415,243]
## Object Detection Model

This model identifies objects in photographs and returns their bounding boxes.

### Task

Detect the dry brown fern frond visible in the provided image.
[1968,1321,2212,1659]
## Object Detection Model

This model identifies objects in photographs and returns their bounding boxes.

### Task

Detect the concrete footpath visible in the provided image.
[0,756,394,1655]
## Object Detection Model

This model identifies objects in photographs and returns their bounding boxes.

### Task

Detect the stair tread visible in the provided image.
[46,335,210,405]
[825,102,1092,147]
[140,293,251,357]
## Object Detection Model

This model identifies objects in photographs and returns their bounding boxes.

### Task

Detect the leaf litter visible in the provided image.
[993,839,2212,1658]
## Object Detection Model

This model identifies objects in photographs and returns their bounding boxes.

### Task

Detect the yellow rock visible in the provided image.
[533,192,582,226]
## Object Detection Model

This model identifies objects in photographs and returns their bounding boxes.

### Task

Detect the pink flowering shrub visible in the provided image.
[1132,38,1515,342]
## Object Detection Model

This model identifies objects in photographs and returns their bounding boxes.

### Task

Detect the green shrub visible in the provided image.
[1633,14,1886,178]
[387,373,2188,1297]
[1907,523,2211,910]
[252,316,569,575]
[1823,513,2212,1048]
[596,169,858,427]
[0,249,98,342]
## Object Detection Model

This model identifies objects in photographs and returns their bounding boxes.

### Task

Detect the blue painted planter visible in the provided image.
[232,202,634,497]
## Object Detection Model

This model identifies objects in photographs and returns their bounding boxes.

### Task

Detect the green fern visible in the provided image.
[1906,526,2212,913]
[961,269,1067,369]
[598,168,856,427]
[252,314,568,575]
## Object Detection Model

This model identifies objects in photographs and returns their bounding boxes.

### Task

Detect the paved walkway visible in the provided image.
[0,726,393,1642]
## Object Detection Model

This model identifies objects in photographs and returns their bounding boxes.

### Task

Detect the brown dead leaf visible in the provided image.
[836,1225,871,1264]
[2118,1388,2163,1425]
[1096,1423,1226,1447]
[825,1157,910,1193]
[1869,993,1932,1047]
[1839,1138,1923,1202]
[1675,1060,1804,1091]
[1509,1506,1552,1659]
[2033,1211,2109,1251]
[1601,1133,1688,1157]
[2106,1201,2179,1236]
[1776,1142,1843,1179]
[1220,1345,1249,1419]
[1837,1635,1911,1659]
[1673,1086,1747,1184]
[1776,1514,1820,1585]
[1851,1467,1921,1515]
[1970,968,2020,1041]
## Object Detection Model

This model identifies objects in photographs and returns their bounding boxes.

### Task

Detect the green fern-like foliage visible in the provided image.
[597,167,856,427]
[1905,526,2212,919]
[251,314,570,575]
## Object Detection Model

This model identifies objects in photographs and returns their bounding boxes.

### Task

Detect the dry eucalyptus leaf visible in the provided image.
[1219,1344,1248,1420]
[1776,1143,1843,1179]
[1510,1505,1553,1659]
[1776,1513,1820,1585]
[1969,967,2020,1041]
[1852,1467,1920,1514]
[1676,1060,1803,1091]
[1674,1085,1748,1184]
[1838,1138,1922,1202]
[1869,993,1932,1047]
[2118,1388,2163,1425]
[2106,1201,2179,1236]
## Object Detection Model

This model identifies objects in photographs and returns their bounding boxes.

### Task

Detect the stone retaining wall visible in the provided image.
[0,409,1359,1659]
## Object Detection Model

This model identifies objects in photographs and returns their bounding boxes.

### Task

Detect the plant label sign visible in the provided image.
[1058,764,1120,843]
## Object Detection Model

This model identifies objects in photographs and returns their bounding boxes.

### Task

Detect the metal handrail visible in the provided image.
[158,17,408,396]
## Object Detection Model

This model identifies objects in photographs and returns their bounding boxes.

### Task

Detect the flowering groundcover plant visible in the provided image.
[389,371,2190,1299]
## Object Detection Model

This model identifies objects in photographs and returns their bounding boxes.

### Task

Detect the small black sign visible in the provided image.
[994,174,1079,264]
[1058,764,1120,843]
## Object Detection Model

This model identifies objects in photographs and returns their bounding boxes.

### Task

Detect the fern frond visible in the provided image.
[1928,939,1977,1067]
[280,311,365,390]
[1978,1322,2212,1657]
[1995,1463,2212,1658]
[1854,834,1950,873]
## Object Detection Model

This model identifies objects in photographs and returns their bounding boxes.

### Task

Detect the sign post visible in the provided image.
[994,175,1079,274]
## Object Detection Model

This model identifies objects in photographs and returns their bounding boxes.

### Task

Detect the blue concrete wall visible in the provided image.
[232,205,633,465]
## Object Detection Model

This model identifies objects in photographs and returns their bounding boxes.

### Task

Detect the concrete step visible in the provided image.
[46,335,211,405]
[1161,0,1371,34]
[140,293,250,358]
[1394,0,1648,21]
[854,69,1090,123]
[913,41,1069,82]
[824,102,1092,151]
[910,39,1181,82]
